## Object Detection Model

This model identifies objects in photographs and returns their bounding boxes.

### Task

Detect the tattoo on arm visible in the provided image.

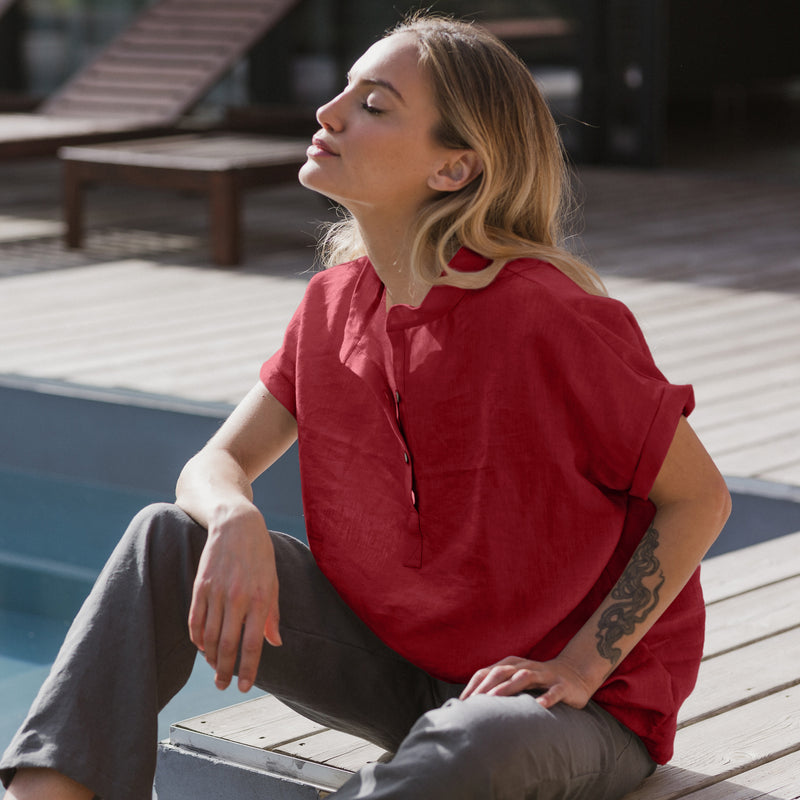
[595,524,665,666]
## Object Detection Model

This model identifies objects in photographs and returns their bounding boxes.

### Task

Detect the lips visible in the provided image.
[308,136,339,157]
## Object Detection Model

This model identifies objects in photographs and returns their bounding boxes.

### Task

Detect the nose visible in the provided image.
[316,90,345,132]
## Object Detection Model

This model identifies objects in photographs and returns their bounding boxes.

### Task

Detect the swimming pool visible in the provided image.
[0,377,305,746]
[2,377,799,750]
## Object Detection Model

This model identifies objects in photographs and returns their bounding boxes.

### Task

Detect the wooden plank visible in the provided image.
[660,339,800,394]
[622,684,800,800]
[669,337,800,387]
[762,462,800,487]
[692,362,799,406]
[653,308,800,368]
[174,695,326,747]
[696,407,800,459]
[675,750,800,799]
[81,64,206,81]
[275,729,387,771]
[135,19,258,34]
[700,529,800,604]
[678,626,800,727]
[703,574,800,657]
[690,385,799,438]
[641,292,800,351]
[714,433,800,482]
[60,134,309,167]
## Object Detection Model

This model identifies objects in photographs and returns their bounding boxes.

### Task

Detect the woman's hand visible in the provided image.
[188,502,282,693]
[459,655,596,710]
[176,384,297,693]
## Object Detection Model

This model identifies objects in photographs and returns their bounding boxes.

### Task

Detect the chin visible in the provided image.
[299,162,332,195]
[300,169,348,207]
[298,160,316,188]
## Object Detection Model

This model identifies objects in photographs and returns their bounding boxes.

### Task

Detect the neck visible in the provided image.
[357,216,432,309]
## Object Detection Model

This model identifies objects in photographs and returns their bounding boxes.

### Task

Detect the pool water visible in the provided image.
[0,379,305,750]
[0,465,278,746]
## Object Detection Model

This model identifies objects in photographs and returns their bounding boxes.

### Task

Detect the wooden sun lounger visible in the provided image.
[154,528,800,799]
[0,0,300,159]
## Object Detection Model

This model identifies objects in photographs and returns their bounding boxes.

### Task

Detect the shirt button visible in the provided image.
[403,452,409,464]
[395,390,401,404]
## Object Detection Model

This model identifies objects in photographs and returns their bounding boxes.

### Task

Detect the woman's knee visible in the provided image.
[392,694,621,799]
[102,503,207,598]
[388,696,543,797]
[123,502,205,556]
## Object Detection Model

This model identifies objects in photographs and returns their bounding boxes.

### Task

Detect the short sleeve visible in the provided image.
[260,304,302,418]
[554,296,694,500]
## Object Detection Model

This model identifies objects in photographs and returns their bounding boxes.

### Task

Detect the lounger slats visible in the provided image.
[41,0,300,122]
[72,65,209,82]
[55,77,193,97]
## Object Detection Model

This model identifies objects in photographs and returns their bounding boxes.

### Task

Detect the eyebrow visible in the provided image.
[347,74,406,104]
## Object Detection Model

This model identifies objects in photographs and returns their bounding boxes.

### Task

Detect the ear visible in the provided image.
[428,150,483,193]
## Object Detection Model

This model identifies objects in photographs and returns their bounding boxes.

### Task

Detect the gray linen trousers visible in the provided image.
[1,503,654,800]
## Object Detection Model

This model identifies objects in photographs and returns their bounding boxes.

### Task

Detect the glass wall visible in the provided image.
[21,0,147,95]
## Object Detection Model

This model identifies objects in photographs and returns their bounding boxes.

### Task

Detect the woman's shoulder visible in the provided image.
[496,257,611,311]
[309,255,371,287]
[498,257,647,348]
[299,256,374,308]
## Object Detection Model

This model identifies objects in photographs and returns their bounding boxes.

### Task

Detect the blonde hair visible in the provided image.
[319,13,606,297]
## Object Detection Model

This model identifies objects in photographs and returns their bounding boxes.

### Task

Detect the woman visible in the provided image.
[2,14,730,800]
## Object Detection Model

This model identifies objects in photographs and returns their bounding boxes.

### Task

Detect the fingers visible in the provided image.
[189,573,282,692]
[263,605,283,648]
[460,657,530,699]
[187,590,207,653]
[459,657,589,709]
[187,517,282,693]
[536,684,565,709]
[233,613,264,692]
[237,585,282,692]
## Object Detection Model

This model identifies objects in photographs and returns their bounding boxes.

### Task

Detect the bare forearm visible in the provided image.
[560,494,730,693]
[174,383,298,529]
[462,418,731,709]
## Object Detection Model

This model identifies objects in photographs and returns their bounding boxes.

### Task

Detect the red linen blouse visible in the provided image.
[260,248,704,764]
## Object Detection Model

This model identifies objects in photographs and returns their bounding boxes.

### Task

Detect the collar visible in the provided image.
[342,247,492,352]
[386,248,492,330]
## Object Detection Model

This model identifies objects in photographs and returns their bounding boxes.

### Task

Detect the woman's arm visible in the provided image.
[461,416,731,705]
[176,382,297,525]
[175,382,298,694]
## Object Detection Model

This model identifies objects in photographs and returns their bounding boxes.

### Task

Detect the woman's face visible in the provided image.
[299,33,455,219]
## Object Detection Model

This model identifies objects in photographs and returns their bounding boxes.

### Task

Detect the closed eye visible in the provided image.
[361,102,385,115]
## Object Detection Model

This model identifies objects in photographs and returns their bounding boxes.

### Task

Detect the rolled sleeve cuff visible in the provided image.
[629,383,695,500]
[260,359,297,418]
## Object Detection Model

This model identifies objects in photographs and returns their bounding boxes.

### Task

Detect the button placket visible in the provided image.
[392,388,416,503]
[387,328,422,567]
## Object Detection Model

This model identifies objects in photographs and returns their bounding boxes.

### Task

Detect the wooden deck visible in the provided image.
[156,528,800,799]
[0,159,798,486]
